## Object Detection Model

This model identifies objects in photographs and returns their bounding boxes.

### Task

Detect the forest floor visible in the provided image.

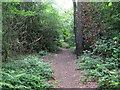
[42,48,97,88]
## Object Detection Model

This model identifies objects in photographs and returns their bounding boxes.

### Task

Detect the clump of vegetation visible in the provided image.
[76,2,120,89]
[0,55,53,89]
[2,2,61,62]
[1,1,120,89]
[38,50,48,56]
[76,43,120,89]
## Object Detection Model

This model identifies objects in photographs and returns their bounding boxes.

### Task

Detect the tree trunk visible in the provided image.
[73,1,83,57]
[76,2,83,55]
[73,1,77,56]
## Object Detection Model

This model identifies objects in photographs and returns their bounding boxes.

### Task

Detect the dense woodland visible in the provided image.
[1,1,120,89]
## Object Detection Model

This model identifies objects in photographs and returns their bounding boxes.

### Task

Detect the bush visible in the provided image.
[2,2,61,62]
[76,51,120,89]
[0,55,53,89]
[76,2,120,89]
[91,37,120,57]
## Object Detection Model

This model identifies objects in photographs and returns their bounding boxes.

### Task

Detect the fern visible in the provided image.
[1,55,53,89]
[0,82,14,88]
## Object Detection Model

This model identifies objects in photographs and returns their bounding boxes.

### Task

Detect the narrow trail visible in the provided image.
[43,48,97,88]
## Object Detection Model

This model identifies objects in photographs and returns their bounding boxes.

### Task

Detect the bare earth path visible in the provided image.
[43,48,97,88]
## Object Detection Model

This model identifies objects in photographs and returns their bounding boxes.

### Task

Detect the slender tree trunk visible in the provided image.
[73,1,77,56]
[73,2,77,35]
[73,1,83,57]
[76,2,83,55]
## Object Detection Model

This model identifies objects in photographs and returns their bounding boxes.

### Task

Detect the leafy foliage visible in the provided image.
[2,2,61,62]
[38,50,48,56]
[1,1,120,89]
[76,51,119,89]
[78,3,102,49]
[76,2,120,89]
[1,55,53,89]
[59,9,75,48]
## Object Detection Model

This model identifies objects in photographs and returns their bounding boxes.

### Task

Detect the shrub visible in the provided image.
[1,55,53,89]
[76,51,120,89]
[2,2,61,62]
[91,37,120,57]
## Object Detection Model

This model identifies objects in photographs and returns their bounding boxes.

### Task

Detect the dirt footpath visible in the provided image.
[43,48,97,88]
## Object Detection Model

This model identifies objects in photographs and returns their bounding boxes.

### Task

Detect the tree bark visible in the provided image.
[73,1,83,57]
[73,1,77,56]
[77,2,83,55]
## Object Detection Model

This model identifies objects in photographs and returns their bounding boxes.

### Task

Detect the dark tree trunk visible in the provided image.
[73,1,77,56]
[73,2,77,35]
[76,2,83,55]
[73,1,83,57]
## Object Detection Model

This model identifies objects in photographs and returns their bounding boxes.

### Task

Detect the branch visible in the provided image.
[29,35,43,45]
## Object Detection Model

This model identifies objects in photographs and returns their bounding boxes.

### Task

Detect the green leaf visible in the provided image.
[108,2,112,7]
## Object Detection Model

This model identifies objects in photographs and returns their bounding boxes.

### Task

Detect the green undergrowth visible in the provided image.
[76,51,120,90]
[1,54,53,89]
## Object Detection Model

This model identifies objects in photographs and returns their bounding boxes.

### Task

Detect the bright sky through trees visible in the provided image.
[53,0,73,11]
